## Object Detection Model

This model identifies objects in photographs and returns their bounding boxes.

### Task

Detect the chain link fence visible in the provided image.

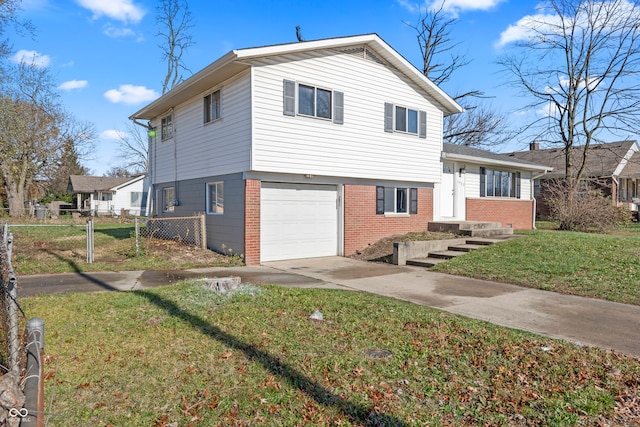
[137,215,207,250]
[0,223,44,426]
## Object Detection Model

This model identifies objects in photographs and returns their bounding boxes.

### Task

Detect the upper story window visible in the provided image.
[480,168,521,198]
[204,90,221,123]
[376,186,418,215]
[384,103,426,138]
[283,79,344,124]
[161,114,173,140]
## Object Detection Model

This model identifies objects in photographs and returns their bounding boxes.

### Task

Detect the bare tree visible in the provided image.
[499,0,640,192]
[156,0,195,94]
[406,2,510,147]
[0,62,60,215]
[115,122,149,174]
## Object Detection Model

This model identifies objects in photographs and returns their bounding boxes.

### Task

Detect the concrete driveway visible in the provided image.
[18,256,640,357]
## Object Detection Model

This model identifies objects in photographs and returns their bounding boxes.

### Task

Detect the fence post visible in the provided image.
[200,214,207,250]
[135,217,140,256]
[5,229,19,377]
[86,219,94,263]
[23,318,44,427]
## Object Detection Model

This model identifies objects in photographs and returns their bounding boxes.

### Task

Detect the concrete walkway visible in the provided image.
[19,257,640,358]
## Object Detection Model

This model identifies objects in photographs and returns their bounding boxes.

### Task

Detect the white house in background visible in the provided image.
[67,174,148,216]
[129,34,547,265]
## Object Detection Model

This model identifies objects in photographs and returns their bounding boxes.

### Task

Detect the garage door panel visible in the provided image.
[260,183,338,262]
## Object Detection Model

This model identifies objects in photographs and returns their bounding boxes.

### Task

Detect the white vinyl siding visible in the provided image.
[150,71,252,184]
[251,49,444,183]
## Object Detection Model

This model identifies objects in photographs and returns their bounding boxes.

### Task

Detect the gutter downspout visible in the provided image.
[131,119,154,217]
[531,170,551,229]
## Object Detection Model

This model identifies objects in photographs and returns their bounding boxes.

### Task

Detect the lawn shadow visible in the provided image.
[42,249,119,292]
[93,226,134,240]
[136,289,409,426]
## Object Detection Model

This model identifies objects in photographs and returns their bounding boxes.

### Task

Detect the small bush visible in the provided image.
[544,178,631,232]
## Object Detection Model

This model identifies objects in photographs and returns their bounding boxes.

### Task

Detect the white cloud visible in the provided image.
[104,84,158,105]
[100,129,126,140]
[58,80,88,91]
[10,50,51,67]
[496,1,640,48]
[104,24,139,39]
[398,0,504,15]
[77,0,145,24]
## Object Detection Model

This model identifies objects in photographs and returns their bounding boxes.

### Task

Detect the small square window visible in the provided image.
[163,187,175,212]
[204,90,221,123]
[206,182,224,215]
[161,115,173,140]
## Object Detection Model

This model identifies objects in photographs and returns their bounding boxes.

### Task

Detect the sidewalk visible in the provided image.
[19,257,640,358]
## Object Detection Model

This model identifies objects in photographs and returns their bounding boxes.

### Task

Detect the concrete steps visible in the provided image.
[405,222,521,268]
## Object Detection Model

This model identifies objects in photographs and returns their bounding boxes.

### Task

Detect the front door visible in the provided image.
[441,162,455,218]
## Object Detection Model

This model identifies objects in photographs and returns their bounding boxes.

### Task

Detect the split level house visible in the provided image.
[508,140,640,219]
[130,34,550,265]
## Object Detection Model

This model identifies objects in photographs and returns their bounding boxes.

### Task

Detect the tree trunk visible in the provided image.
[5,179,25,216]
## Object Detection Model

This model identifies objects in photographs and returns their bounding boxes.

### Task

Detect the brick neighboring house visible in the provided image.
[507,140,640,219]
[129,34,549,264]
[438,143,551,229]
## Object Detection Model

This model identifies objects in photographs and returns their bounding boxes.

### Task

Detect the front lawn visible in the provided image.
[24,282,640,426]
[432,229,640,305]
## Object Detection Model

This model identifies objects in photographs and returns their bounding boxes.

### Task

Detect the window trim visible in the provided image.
[163,187,175,212]
[204,89,221,124]
[161,114,173,141]
[206,181,224,215]
[384,102,426,138]
[480,167,521,198]
[283,79,344,124]
[376,186,418,215]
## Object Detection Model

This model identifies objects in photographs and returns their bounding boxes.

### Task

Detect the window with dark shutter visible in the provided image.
[283,80,296,116]
[410,188,418,214]
[384,103,393,132]
[480,167,486,197]
[376,186,384,214]
[419,111,427,138]
[333,91,344,124]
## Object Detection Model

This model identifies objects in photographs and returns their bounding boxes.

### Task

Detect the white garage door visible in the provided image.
[261,182,338,262]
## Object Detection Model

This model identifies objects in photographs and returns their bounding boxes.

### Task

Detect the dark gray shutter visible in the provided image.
[515,172,521,198]
[419,111,427,138]
[410,188,418,214]
[480,167,486,197]
[283,79,295,116]
[376,186,384,214]
[333,91,344,124]
[384,103,393,132]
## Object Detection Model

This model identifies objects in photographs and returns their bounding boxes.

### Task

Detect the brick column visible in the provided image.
[244,179,261,265]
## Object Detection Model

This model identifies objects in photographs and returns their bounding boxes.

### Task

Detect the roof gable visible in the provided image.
[130,34,463,121]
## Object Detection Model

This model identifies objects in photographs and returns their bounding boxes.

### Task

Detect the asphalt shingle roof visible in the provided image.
[68,175,131,193]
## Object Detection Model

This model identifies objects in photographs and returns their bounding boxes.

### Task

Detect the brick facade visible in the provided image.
[244,179,261,265]
[343,184,433,255]
[466,198,534,229]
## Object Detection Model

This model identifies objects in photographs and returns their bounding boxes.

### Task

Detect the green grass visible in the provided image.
[432,228,640,305]
[10,219,241,274]
[24,282,640,426]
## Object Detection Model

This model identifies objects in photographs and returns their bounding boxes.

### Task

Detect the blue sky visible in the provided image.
[10,0,547,175]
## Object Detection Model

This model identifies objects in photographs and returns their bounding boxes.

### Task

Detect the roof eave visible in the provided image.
[442,152,553,172]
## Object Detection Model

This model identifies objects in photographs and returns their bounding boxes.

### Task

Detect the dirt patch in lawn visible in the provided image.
[349,230,459,263]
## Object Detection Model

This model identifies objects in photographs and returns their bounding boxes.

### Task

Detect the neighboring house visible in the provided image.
[508,140,640,217]
[436,143,551,229]
[129,34,543,265]
[67,174,148,216]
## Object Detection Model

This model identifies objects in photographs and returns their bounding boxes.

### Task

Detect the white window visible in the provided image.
[480,168,521,198]
[376,186,418,214]
[131,192,142,208]
[204,90,221,123]
[206,181,224,215]
[163,187,175,212]
[385,103,426,138]
[283,80,344,124]
[161,114,173,140]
